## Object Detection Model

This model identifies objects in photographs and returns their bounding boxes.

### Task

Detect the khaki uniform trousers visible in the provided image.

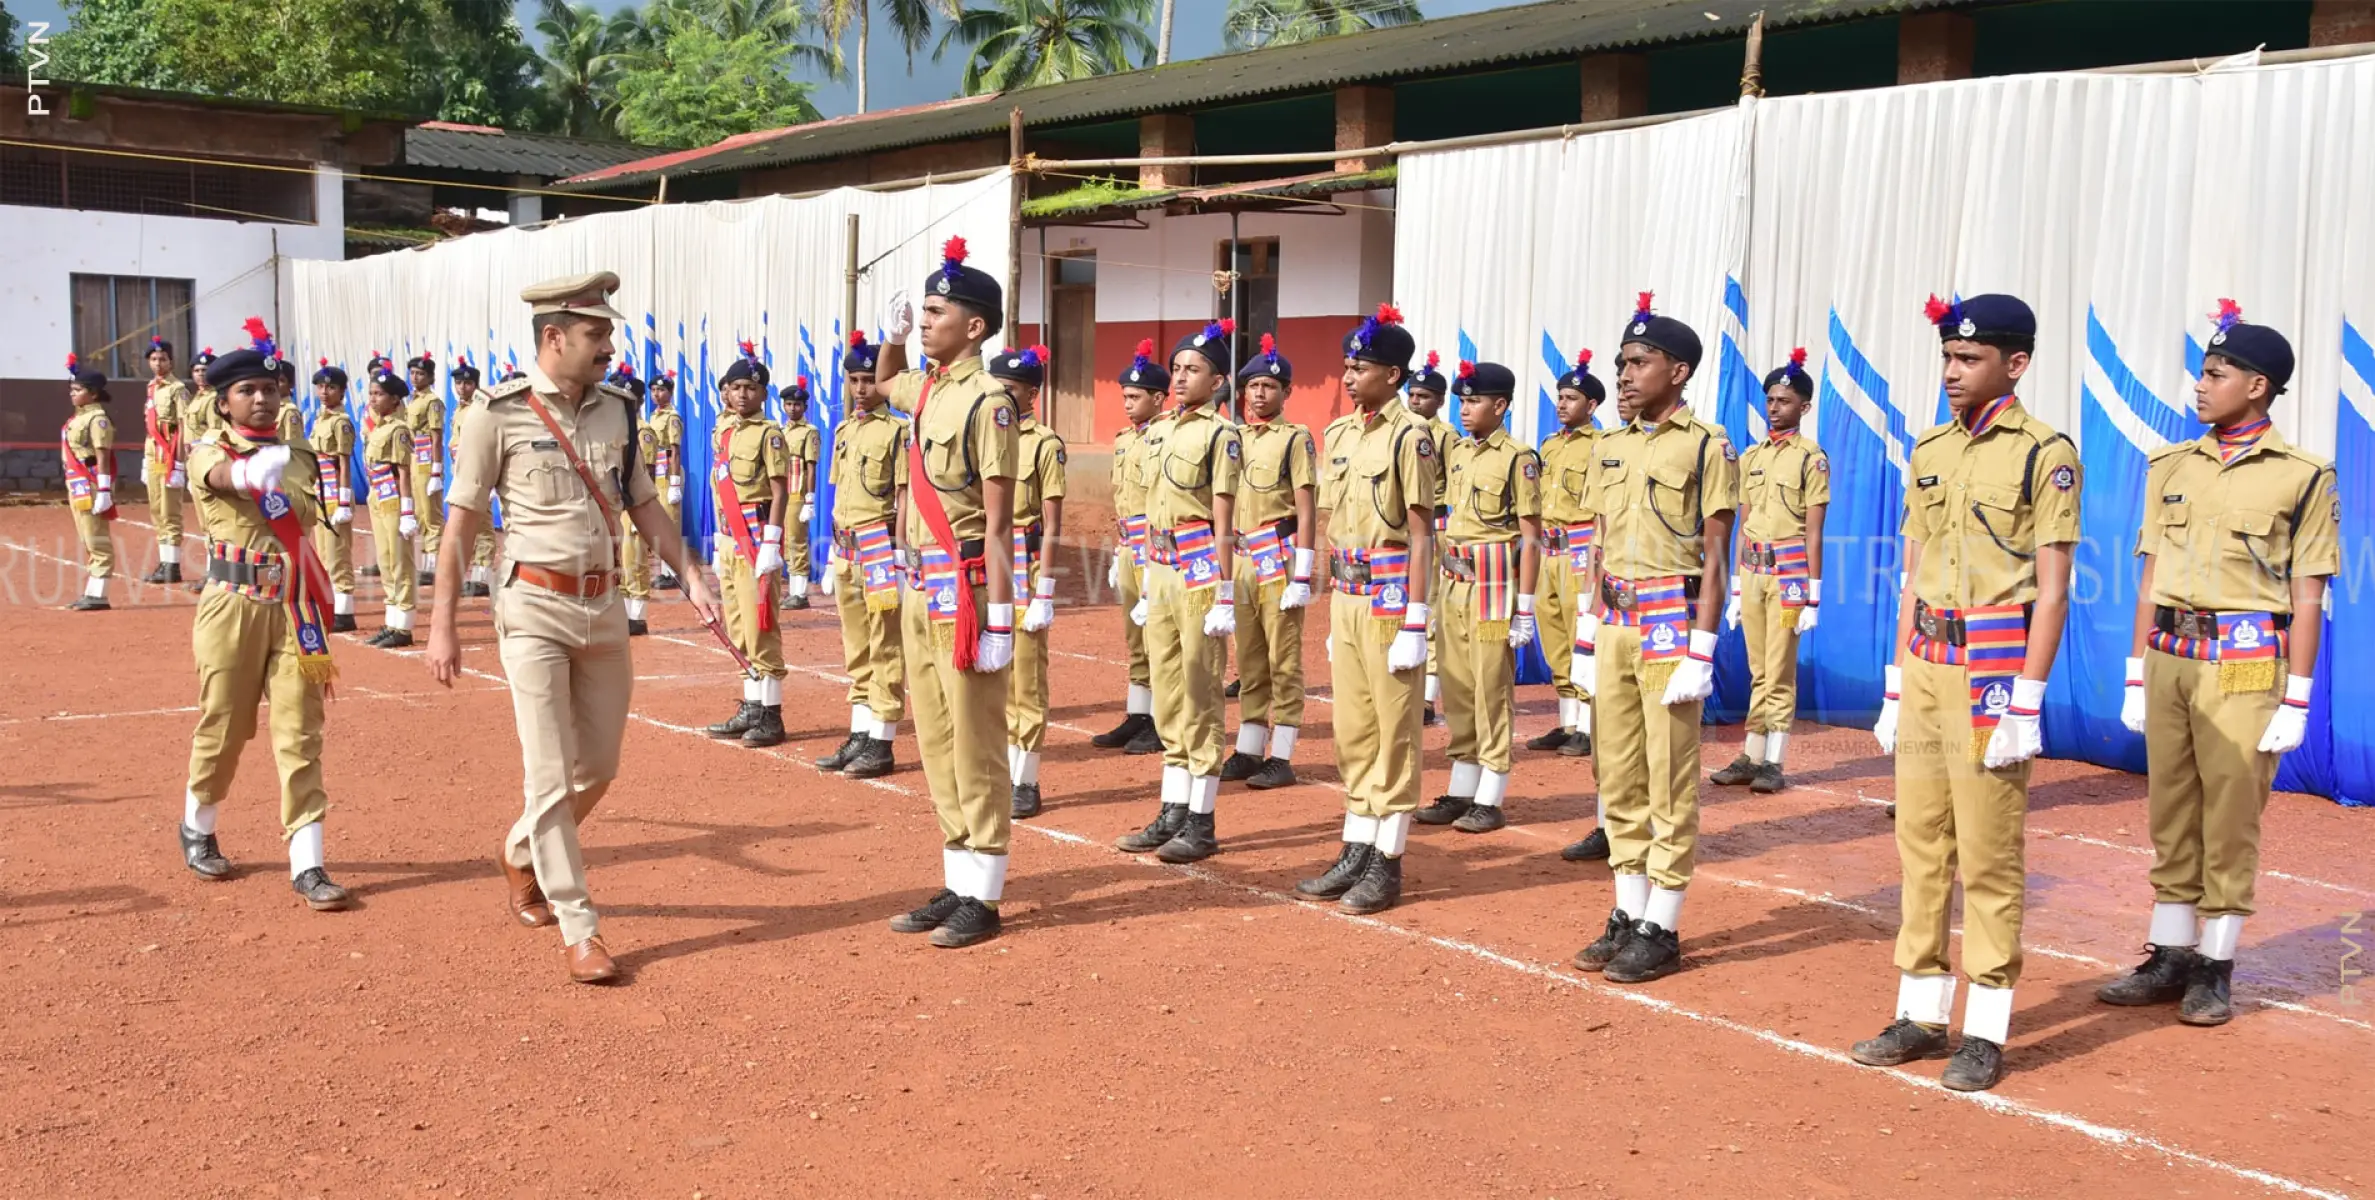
[146,462,183,546]
[1232,560,1306,730]
[716,537,786,679]
[1537,557,1585,707]
[368,500,415,613]
[620,494,681,601]
[472,527,497,569]
[2145,650,2285,919]
[411,465,444,562]
[316,522,356,593]
[1894,652,2031,989]
[1595,623,1703,889]
[1329,590,1424,817]
[1145,560,1228,776]
[73,508,116,579]
[1741,572,1803,734]
[495,578,634,946]
[1008,563,1049,752]
[832,557,905,722]
[901,584,1010,854]
[1440,577,1516,773]
[1118,543,1150,687]
[184,590,328,833]
[786,520,813,584]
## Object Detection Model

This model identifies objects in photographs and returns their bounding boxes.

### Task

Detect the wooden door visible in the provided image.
[1051,284,1096,445]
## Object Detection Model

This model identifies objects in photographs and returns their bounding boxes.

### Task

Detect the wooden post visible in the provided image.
[844,213,861,346]
[1007,106,1025,341]
[656,174,669,205]
[1741,10,1767,98]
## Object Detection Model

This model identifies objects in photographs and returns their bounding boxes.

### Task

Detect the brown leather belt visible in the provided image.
[514,562,615,599]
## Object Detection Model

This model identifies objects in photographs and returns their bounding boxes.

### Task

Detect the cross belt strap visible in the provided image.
[516,388,620,549]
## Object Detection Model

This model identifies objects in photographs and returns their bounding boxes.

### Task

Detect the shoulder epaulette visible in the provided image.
[485,377,533,403]
[2146,440,2193,464]
[1913,422,1957,448]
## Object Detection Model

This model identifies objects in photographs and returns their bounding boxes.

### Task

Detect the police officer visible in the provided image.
[778,374,822,609]
[704,341,792,748]
[62,355,118,611]
[982,345,1064,819]
[1533,350,1603,762]
[430,271,718,985]
[1404,349,1458,725]
[1854,293,2077,1093]
[404,352,446,585]
[1300,304,1438,913]
[1091,343,1168,755]
[648,371,687,592]
[451,357,497,599]
[873,237,1020,949]
[816,331,904,780]
[1715,348,1830,794]
[2098,303,2336,1027]
[1115,319,1241,864]
[1218,334,1316,791]
[176,319,351,910]
[1570,294,1738,986]
[361,369,420,647]
[1415,360,1542,834]
[307,360,360,633]
[142,336,192,584]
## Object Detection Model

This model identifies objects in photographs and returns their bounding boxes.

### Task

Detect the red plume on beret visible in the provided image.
[1424,349,1440,371]
[2211,298,2244,333]
[943,236,969,264]
[1259,333,1276,356]
[1374,303,1403,325]
[1031,343,1051,362]
[318,356,329,367]
[1219,318,1237,337]
[796,373,809,390]
[1789,346,1808,368]
[65,353,79,375]
[1576,348,1592,369]
[1457,359,1476,379]
[1135,338,1155,358]
[1923,294,1952,324]
[737,339,757,360]
[1633,291,1656,320]
[848,330,869,348]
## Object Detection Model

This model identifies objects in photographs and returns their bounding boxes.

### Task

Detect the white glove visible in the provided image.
[1387,603,1430,673]
[331,505,353,526]
[2119,656,2146,735]
[1794,579,1821,634]
[1873,664,1902,754]
[167,466,186,489]
[799,500,815,523]
[1203,581,1237,637]
[93,483,115,515]
[1723,581,1743,630]
[881,290,915,343]
[1660,628,1719,706]
[1570,612,1599,696]
[2257,675,2313,754]
[1279,547,1314,611]
[1023,578,1056,632]
[1130,571,1151,626]
[428,468,444,496]
[1981,677,2048,770]
[973,602,1014,672]
[233,444,293,496]
[398,513,419,539]
[667,483,683,506]
[754,542,785,578]
[338,488,355,508]
[1507,593,1537,649]
[821,565,838,596]
[1107,555,1120,589]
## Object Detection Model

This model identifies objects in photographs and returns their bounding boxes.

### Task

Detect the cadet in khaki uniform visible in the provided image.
[362,370,421,646]
[612,363,655,633]
[430,272,716,985]
[1299,304,1438,914]
[815,331,903,781]
[1091,343,1168,755]
[780,377,822,610]
[182,349,221,446]
[451,358,497,598]
[2099,305,2336,1027]
[62,357,119,610]
[1855,293,2077,1093]
[402,353,447,584]
[986,345,1065,819]
[648,372,686,592]
[142,337,192,584]
[308,360,360,632]
[1715,348,1830,794]
[1115,319,1241,865]
[1533,350,1603,762]
[703,342,792,748]
[1217,334,1316,791]
[174,322,352,910]
[1570,296,1737,986]
[1404,350,1456,724]
[874,237,1020,949]
[1415,361,1543,835]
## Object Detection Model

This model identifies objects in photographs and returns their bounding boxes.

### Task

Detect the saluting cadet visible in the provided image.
[1300,304,1438,913]
[361,368,420,647]
[1405,350,1456,725]
[1715,348,1830,794]
[1115,319,1242,865]
[451,357,497,599]
[62,355,118,611]
[1535,351,1602,756]
[1570,294,1737,986]
[1853,293,2077,1093]
[613,363,656,633]
[816,331,903,781]
[779,376,822,610]
[874,237,1020,949]
[1415,361,1542,834]
[182,348,221,445]
[648,371,686,591]
[308,360,360,633]
[143,336,192,584]
[703,341,792,748]
[984,345,1065,818]
[404,353,446,585]
[2097,303,2337,1027]
[1091,343,1169,755]
[1218,334,1316,791]
[175,320,351,910]
[430,272,718,985]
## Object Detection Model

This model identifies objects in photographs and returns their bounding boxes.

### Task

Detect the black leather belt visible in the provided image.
[896,538,986,570]
[1019,523,1043,557]
[206,556,286,590]
[2155,605,2288,640]
[1741,544,1778,570]
[1600,574,1701,612]
[1914,599,2036,647]
[1330,557,1373,588]
[1439,553,1476,582]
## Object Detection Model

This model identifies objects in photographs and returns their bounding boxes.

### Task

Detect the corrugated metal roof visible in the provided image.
[404,123,666,179]
[563,0,1943,192]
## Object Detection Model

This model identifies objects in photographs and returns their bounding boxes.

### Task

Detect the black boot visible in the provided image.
[330,613,358,633]
[1155,811,1219,863]
[1422,703,1440,727]
[1219,751,1264,782]
[1561,827,1610,862]
[930,898,1001,948]
[705,700,761,739]
[1571,907,1633,972]
[785,592,811,610]
[815,732,865,771]
[843,737,895,779]
[377,628,414,648]
[1092,711,1152,750]
[1749,762,1786,794]
[1849,1018,1951,1067]
[1413,794,1472,826]
[1710,754,1759,786]
[2096,944,2198,1007]
[1560,730,1593,757]
[1011,783,1043,820]
[1124,725,1165,755]
[1941,1036,2005,1091]
[1604,920,1682,983]
[1452,803,1506,833]
[1338,851,1402,915]
[889,888,964,934]
[1295,842,1373,899]
[626,618,648,636]
[1116,804,1186,852]
[292,867,353,911]
[144,562,182,584]
[1223,678,1241,699]
[1526,726,1573,752]
[2179,957,2235,1027]
[179,824,232,880]
[742,705,786,748]
[1246,758,1298,790]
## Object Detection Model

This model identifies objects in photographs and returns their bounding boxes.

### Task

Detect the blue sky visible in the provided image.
[12,0,1539,122]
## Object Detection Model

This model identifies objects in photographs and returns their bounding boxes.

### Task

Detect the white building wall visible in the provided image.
[1018,194,1395,326]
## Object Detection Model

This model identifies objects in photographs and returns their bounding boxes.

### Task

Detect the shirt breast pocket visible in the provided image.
[1968,483,2028,556]
[923,430,969,488]
[1647,462,1695,524]
[1468,463,1514,523]
[524,452,582,506]
[2225,508,2286,574]
[1559,467,1589,507]
[2155,501,2191,557]
[1596,464,1630,516]
[860,449,895,494]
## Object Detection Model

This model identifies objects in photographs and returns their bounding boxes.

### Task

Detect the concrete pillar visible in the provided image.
[1580,53,1648,124]
[507,174,543,226]
[1334,85,1394,172]
[1898,11,1975,85]
[1138,115,1195,190]
[2309,0,2375,46]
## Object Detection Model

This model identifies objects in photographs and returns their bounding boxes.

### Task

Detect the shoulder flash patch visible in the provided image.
[1812,456,1829,474]
[768,431,785,450]
[2050,464,2076,492]
[1416,435,1434,459]
[1055,445,1068,465]
[1521,459,1540,480]
[993,405,1013,429]
[1224,436,1240,461]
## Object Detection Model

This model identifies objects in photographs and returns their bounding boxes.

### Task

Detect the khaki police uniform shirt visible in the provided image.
[832,407,904,530]
[648,409,684,477]
[1427,414,1463,507]
[783,418,821,497]
[275,400,307,446]
[1740,433,1832,542]
[1540,425,1600,528]
[717,412,789,508]
[2140,427,2340,611]
[447,366,657,575]
[1012,417,1067,526]
[1235,421,1316,532]
[1125,419,1167,513]
[1145,404,1241,530]
[405,393,445,460]
[66,406,113,467]
[188,427,322,555]
[1318,402,1441,548]
[365,415,413,474]
[889,356,1019,544]
[1113,423,1150,518]
[183,389,221,442]
[1444,428,1542,546]
[146,379,189,465]
[1584,405,1740,581]
[1903,400,2081,609]
[311,410,355,490]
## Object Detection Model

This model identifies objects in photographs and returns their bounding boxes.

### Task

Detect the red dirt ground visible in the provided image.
[2,501,2369,1199]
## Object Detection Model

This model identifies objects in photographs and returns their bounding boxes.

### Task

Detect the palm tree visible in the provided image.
[534,0,627,137]
[1221,0,1422,52]
[636,0,844,76]
[1155,0,1173,64]
[815,0,956,112]
[935,0,1154,95]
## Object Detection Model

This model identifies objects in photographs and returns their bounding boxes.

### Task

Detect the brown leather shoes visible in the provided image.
[501,854,554,928]
[566,935,619,984]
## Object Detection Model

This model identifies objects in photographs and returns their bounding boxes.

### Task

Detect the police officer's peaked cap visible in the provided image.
[523,271,626,322]
[925,236,1003,336]
[1620,292,1703,370]
[1343,303,1415,371]
[1926,292,2035,346]
[2204,299,2294,394]
[1451,359,1517,398]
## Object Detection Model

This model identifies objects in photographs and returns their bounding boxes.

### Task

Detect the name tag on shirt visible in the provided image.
[1917,475,1939,488]
[532,438,559,450]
